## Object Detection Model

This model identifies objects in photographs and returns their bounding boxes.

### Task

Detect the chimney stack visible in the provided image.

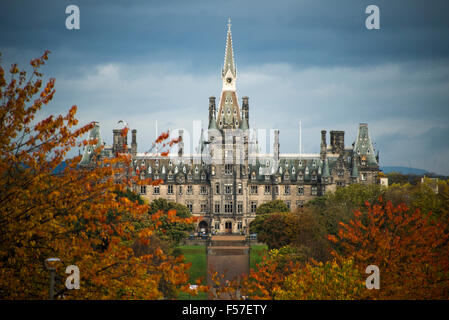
[178,129,184,158]
[131,129,137,156]
[320,130,327,160]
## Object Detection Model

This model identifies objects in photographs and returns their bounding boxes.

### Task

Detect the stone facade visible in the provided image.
[81,20,380,236]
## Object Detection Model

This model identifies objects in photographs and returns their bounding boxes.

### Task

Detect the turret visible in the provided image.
[242,96,249,122]
[353,123,378,167]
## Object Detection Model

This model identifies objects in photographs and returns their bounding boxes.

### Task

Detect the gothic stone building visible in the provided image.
[81,21,380,235]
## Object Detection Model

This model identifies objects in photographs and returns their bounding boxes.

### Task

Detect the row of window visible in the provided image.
[140,185,208,195]
[249,185,320,196]
[140,184,322,196]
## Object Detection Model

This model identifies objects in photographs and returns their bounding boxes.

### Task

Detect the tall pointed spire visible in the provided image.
[222,17,236,79]
[216,18,241,129]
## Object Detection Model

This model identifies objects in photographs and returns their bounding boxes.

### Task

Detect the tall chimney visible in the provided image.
[131,129,137,156]
[274,130,280,161]
[178,129,184,158]
[320,130,327,160]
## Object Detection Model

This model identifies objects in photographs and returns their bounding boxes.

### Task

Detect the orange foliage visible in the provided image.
[329,198,449,299]
[0,52,201,299]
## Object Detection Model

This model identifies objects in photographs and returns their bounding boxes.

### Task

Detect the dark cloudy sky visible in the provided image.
[1,0,449,174]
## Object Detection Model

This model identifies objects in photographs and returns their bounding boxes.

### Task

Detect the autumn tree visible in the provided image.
[329,198,449,299]
[273,257,364,300]
[0,52,201,299]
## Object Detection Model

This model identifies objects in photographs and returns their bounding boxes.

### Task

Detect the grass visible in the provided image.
[177,244,268,300]
[250,244,269,269]
[177,245,207,300]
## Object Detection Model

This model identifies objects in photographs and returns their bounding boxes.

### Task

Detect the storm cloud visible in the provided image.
[1,0,448,173]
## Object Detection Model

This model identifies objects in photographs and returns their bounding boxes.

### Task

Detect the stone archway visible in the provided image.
[199,220,209,234]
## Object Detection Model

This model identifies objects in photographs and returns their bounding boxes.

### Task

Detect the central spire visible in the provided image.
[216,18,241,129]
[222,17,236,80]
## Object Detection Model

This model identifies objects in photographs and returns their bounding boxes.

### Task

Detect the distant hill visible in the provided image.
[380,166,428,175]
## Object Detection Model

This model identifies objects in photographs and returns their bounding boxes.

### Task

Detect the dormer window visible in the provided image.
[299,160,303,167]
[292,167,296,175]
[226,78,232,83]
[155,159,159,167]
[195,166,199,174]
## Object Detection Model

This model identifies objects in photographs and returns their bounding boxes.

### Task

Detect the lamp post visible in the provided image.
[45,257,61,300]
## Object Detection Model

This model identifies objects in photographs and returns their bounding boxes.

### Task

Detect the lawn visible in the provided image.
[177,244,268,300]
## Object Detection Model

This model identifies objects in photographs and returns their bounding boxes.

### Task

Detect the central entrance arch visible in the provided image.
[225,221,232,234]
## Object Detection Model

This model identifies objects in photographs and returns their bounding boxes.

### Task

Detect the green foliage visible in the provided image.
[387,172,421,185]
[256,199,289,214]
[250,212,299,250]
[148,198,195,247]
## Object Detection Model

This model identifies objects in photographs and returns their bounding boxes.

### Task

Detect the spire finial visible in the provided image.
[227,17,232,30]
